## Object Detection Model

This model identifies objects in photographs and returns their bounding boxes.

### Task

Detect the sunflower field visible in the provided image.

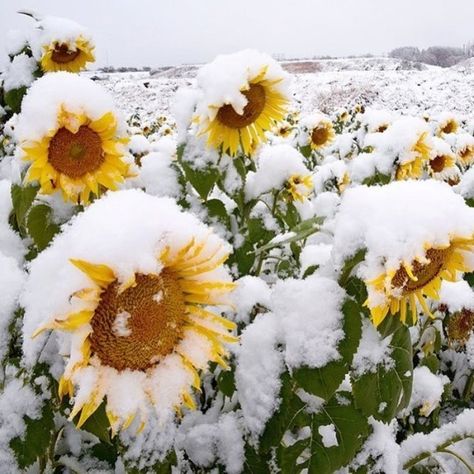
[0,13,474,474]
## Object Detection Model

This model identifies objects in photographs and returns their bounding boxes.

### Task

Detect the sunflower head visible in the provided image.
[195,50,290,156]
[428,154,456,175]
[438,118,458,135]
[309,120,335,150]
[395,132,431,180]
[18,74,130,204]
[41,36,95,73]
[367,238,474,327]
[28,191,237,433]
[447,308,474,347]
[285,174,313,202]
[458,143,474,166]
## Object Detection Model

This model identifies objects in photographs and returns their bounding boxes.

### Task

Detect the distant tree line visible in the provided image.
[389,43,474,67]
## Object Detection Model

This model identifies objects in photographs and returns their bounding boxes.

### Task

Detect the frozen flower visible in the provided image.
[298,113,335,150]
[435,112,459,135]
[427,137,457,181]
[285,174,313,202]
[194,50,290,156]
[36,16,95,73]
[455,133,474,167]
[333,181,474,327]
[27,190,236,433]
[17,73,130,204]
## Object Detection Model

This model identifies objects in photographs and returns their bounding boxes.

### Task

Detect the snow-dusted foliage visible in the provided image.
[0,13,473,474]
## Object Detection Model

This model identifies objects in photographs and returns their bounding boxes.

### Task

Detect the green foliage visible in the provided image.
[27,204,60,251]
[10,183,39,235]
[3,86,27,114]
[10,404,55,469]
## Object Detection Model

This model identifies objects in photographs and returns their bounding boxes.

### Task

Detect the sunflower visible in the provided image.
[33,236,236,433]
[366,237,474,327]
[427,138,457,180]
[457,143,474,167]
[395,132,431,180]
[309,119,335,150]
[195,51,290,156]
[437,117,458,135]
[22,106,129,204]
[286,174,313,202]
[40,36,95,73]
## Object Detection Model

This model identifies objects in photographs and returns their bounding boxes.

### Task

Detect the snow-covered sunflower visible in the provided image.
[298,113,335,150]
[23,190,236,433]
[435,113,459,136]
[286,174,313,202]
[427,137,457,181]
[333,181,474,328]
[455,134,474,167]
[35,16,95,73]
[194,50,290,156]
[16,73,130,204]
[367,238,474,326]
[395,131,431,180]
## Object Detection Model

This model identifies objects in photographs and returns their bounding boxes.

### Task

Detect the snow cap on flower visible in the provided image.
[31,15,95,73]
[245,144,311,199]
[193,49,290,156]
[333,180,474,326]
[297,112,335,150]
[16,72,130,204]
[22,190,236,433]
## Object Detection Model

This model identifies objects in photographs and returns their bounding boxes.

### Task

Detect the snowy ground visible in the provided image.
[85,57,474,123]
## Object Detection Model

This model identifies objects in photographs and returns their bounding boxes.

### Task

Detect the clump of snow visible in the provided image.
[112,311,132,337]
[300,243,332,276]
[231,276,271,323]
[403,366,448,417]
[129,134,151,155]
[318,424,338,448]
[352,320,393,377]
[455,167,474,199]
[245,145,310,199]
[15,72,125,145]
[235,313,284,436]
[365,117,429,165]
[439,280,474,313]
[358,108,395,133]
[271,276,346,369]
[1,53,37,92]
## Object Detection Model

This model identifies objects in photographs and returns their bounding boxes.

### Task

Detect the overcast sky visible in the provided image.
[1,0,473,67]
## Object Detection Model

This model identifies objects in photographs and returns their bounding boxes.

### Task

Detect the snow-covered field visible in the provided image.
[90,57,474,121]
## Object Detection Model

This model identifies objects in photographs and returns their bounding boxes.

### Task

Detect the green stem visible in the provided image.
[462,371,474,401]
[403,435,474,470]
[438,448,474,473]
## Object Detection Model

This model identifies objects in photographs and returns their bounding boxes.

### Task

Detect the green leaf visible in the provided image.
[180,161,218,201]
[362,172,391,186]
[466,198,474,208]
[205,199,231,229]
[278,439,307,474]
[465,272,474,289]
[352,320,412,421]
[4,86,27,113]
[306,393,370,474]
[293,299,362,401]
[10,404,55,469]
[243,444,271,474]
[11,183,39,232]
[260,372,306,453]
[338,248,367,287]
[302,265,319,279]
[27,204,60,251]
[77,402,111,445]
[217,369,235,397]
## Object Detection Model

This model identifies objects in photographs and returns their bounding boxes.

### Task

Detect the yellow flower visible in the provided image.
[427,153,456,177]
[40,36,95,73]
[457,143,474,167]
[198,67,289,156]
[22,107,129,204]
[33,238,237,433]
[438,117,458,135]
[395,132,431,180]
[286,174,313,202]
[366,237,474,327]
[309,119,335,150]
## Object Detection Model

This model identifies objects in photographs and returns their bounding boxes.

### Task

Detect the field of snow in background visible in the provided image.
[85,57,474,123]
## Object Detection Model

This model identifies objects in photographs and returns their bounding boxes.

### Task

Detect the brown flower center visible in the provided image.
[447,309,474,346]
[441,120,457,134]
[217,83,266,129]
[429,155,447,173]
[51,43,81,64]
[48,126,104,178]
[376,124,388,133]
[391,248,449,294]
[90,271,186,371]
[460,146,473,161]
[311,126,330,146]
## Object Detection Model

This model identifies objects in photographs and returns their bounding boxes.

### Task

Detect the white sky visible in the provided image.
[1,0,473,67]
